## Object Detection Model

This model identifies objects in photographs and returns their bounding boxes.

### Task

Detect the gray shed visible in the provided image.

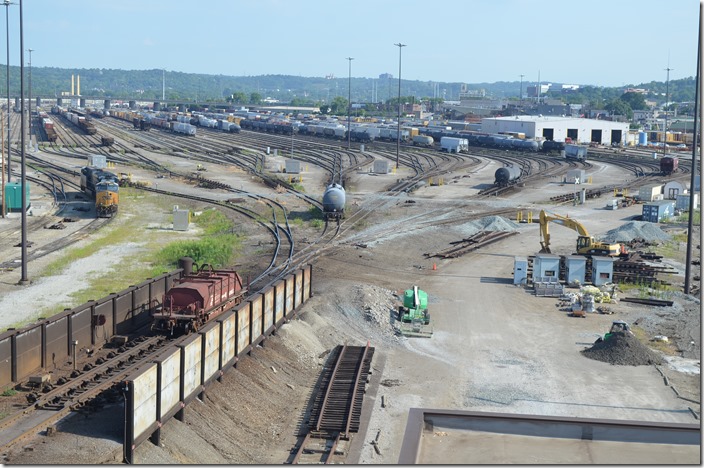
[513,257,528,285]
[592,257,616,286]
[285,159,301,174]
[373,159,390,174]
[564,255,587,285]
[533,254,561,282]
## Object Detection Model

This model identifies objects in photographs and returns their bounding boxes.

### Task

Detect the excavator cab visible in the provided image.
[596,320,633,343]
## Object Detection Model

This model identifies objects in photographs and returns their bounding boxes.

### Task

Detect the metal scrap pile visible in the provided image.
[581,333,663,366]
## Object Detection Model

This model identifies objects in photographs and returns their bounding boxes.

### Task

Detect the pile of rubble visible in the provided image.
[599,221,672,244]
[581,333,664,366]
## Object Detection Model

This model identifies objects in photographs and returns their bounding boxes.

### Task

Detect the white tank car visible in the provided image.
[322,183,346,220]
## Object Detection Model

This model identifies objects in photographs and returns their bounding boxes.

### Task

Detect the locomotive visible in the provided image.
[151,263,247,335]
[80,166,119,217]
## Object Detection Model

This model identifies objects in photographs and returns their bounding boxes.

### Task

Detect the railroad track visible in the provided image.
[291,343,374,464]
[0,334,169,452]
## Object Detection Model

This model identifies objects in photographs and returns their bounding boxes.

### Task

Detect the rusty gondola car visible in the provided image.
[151,264,248,335]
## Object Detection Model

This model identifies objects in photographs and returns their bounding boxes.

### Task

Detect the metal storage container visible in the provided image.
[675,193,699,211]
[88,154,107,169]
[533,254,560,281]
[373,160,390,174]
[285,159,301,174]
[564,169,586,184]
[513,257,528,285]
[173,209,190,231]
[638,131,648,146]
[641,200,676,223]
[638,184,663,202]
[4,181,31,212]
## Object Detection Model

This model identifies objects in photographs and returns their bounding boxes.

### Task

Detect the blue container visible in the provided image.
[638,131,648,146]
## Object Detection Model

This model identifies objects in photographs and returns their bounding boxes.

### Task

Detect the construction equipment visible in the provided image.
[595,320,633,343]
[538,209,626,257]
[397,286,432,338]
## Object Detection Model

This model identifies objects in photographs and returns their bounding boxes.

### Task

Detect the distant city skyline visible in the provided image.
[3,0,699,88]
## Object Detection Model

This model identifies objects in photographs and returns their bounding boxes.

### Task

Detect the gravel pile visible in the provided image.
[454,215,521,237]
[354,284,399,340]
[598,221,671,244]
[581,333,663,366]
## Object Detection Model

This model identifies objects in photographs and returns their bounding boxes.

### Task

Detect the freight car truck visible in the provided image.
[440,136,468,153]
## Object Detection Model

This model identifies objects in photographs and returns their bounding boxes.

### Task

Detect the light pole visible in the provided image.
[27,47,31,152]
[4,0,13,183]
[394,42,406,169]
[19,0,27,284]
[346,57,353,150]
[663,65,673,156]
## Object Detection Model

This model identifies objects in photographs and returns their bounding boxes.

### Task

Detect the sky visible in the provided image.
[4,0,700,88]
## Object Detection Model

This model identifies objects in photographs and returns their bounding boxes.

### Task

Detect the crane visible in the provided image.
[538,210,626,256]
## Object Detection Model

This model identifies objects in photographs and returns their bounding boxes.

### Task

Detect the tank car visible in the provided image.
[494,166,522,186]
[541,140,565,153]
[322,183,346,222]
[151,264,247,335]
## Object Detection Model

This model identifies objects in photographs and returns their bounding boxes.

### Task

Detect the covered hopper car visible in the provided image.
[151,264,247,335]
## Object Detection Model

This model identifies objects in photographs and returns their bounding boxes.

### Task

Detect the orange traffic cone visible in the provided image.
[432,263,437,271]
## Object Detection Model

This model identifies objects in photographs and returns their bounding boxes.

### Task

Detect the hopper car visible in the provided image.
[80,166,119,217]
[151,264,247,335]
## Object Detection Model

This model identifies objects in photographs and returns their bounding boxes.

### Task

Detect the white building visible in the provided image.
[481,116,630,145]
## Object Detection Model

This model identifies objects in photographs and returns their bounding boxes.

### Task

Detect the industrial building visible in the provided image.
[481,116,630,145]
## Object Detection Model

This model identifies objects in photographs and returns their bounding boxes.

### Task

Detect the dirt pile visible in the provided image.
[599,221,671,244]
[581,333,664,366]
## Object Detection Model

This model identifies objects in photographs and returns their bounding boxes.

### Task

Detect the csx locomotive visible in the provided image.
[80,166,119,217]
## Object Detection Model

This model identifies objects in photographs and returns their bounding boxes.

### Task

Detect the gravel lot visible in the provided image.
[0,148,700,464]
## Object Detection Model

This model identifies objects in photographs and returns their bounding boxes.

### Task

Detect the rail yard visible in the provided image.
[0,106,700,464]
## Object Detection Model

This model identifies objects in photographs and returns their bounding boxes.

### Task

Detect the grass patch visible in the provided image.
[1,388,17,397]
[631,325,679,355]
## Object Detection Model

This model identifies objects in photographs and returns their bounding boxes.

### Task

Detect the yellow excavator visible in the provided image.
[538,210,626,256]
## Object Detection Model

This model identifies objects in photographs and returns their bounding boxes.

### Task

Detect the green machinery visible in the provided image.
[595,320,632,343]
[397,286,432,338]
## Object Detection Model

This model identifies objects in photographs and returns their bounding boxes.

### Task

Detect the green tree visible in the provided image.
[229,92,247,104]
[620,92,647,110]
[605,99,633,120]
[249,92,262,104]
[319,104,331,115]
[329,96,348,115]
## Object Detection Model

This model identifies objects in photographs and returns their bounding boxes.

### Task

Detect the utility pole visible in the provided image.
[519,74,524,104]
[27,47,32,152]
[663,64,673,155]
[19,0,27,284]
[346,57,353,150]
[685,2,702,295]
[4,0,13,183]
[394,42,406,170]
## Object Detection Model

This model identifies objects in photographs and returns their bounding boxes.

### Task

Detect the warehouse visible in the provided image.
[481,116,630,145]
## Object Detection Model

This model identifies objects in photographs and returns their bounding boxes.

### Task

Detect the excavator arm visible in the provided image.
[538,210,623,256]
[539,210,591,253]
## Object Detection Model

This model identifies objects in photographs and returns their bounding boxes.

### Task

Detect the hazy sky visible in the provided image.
[6,0,700,87]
